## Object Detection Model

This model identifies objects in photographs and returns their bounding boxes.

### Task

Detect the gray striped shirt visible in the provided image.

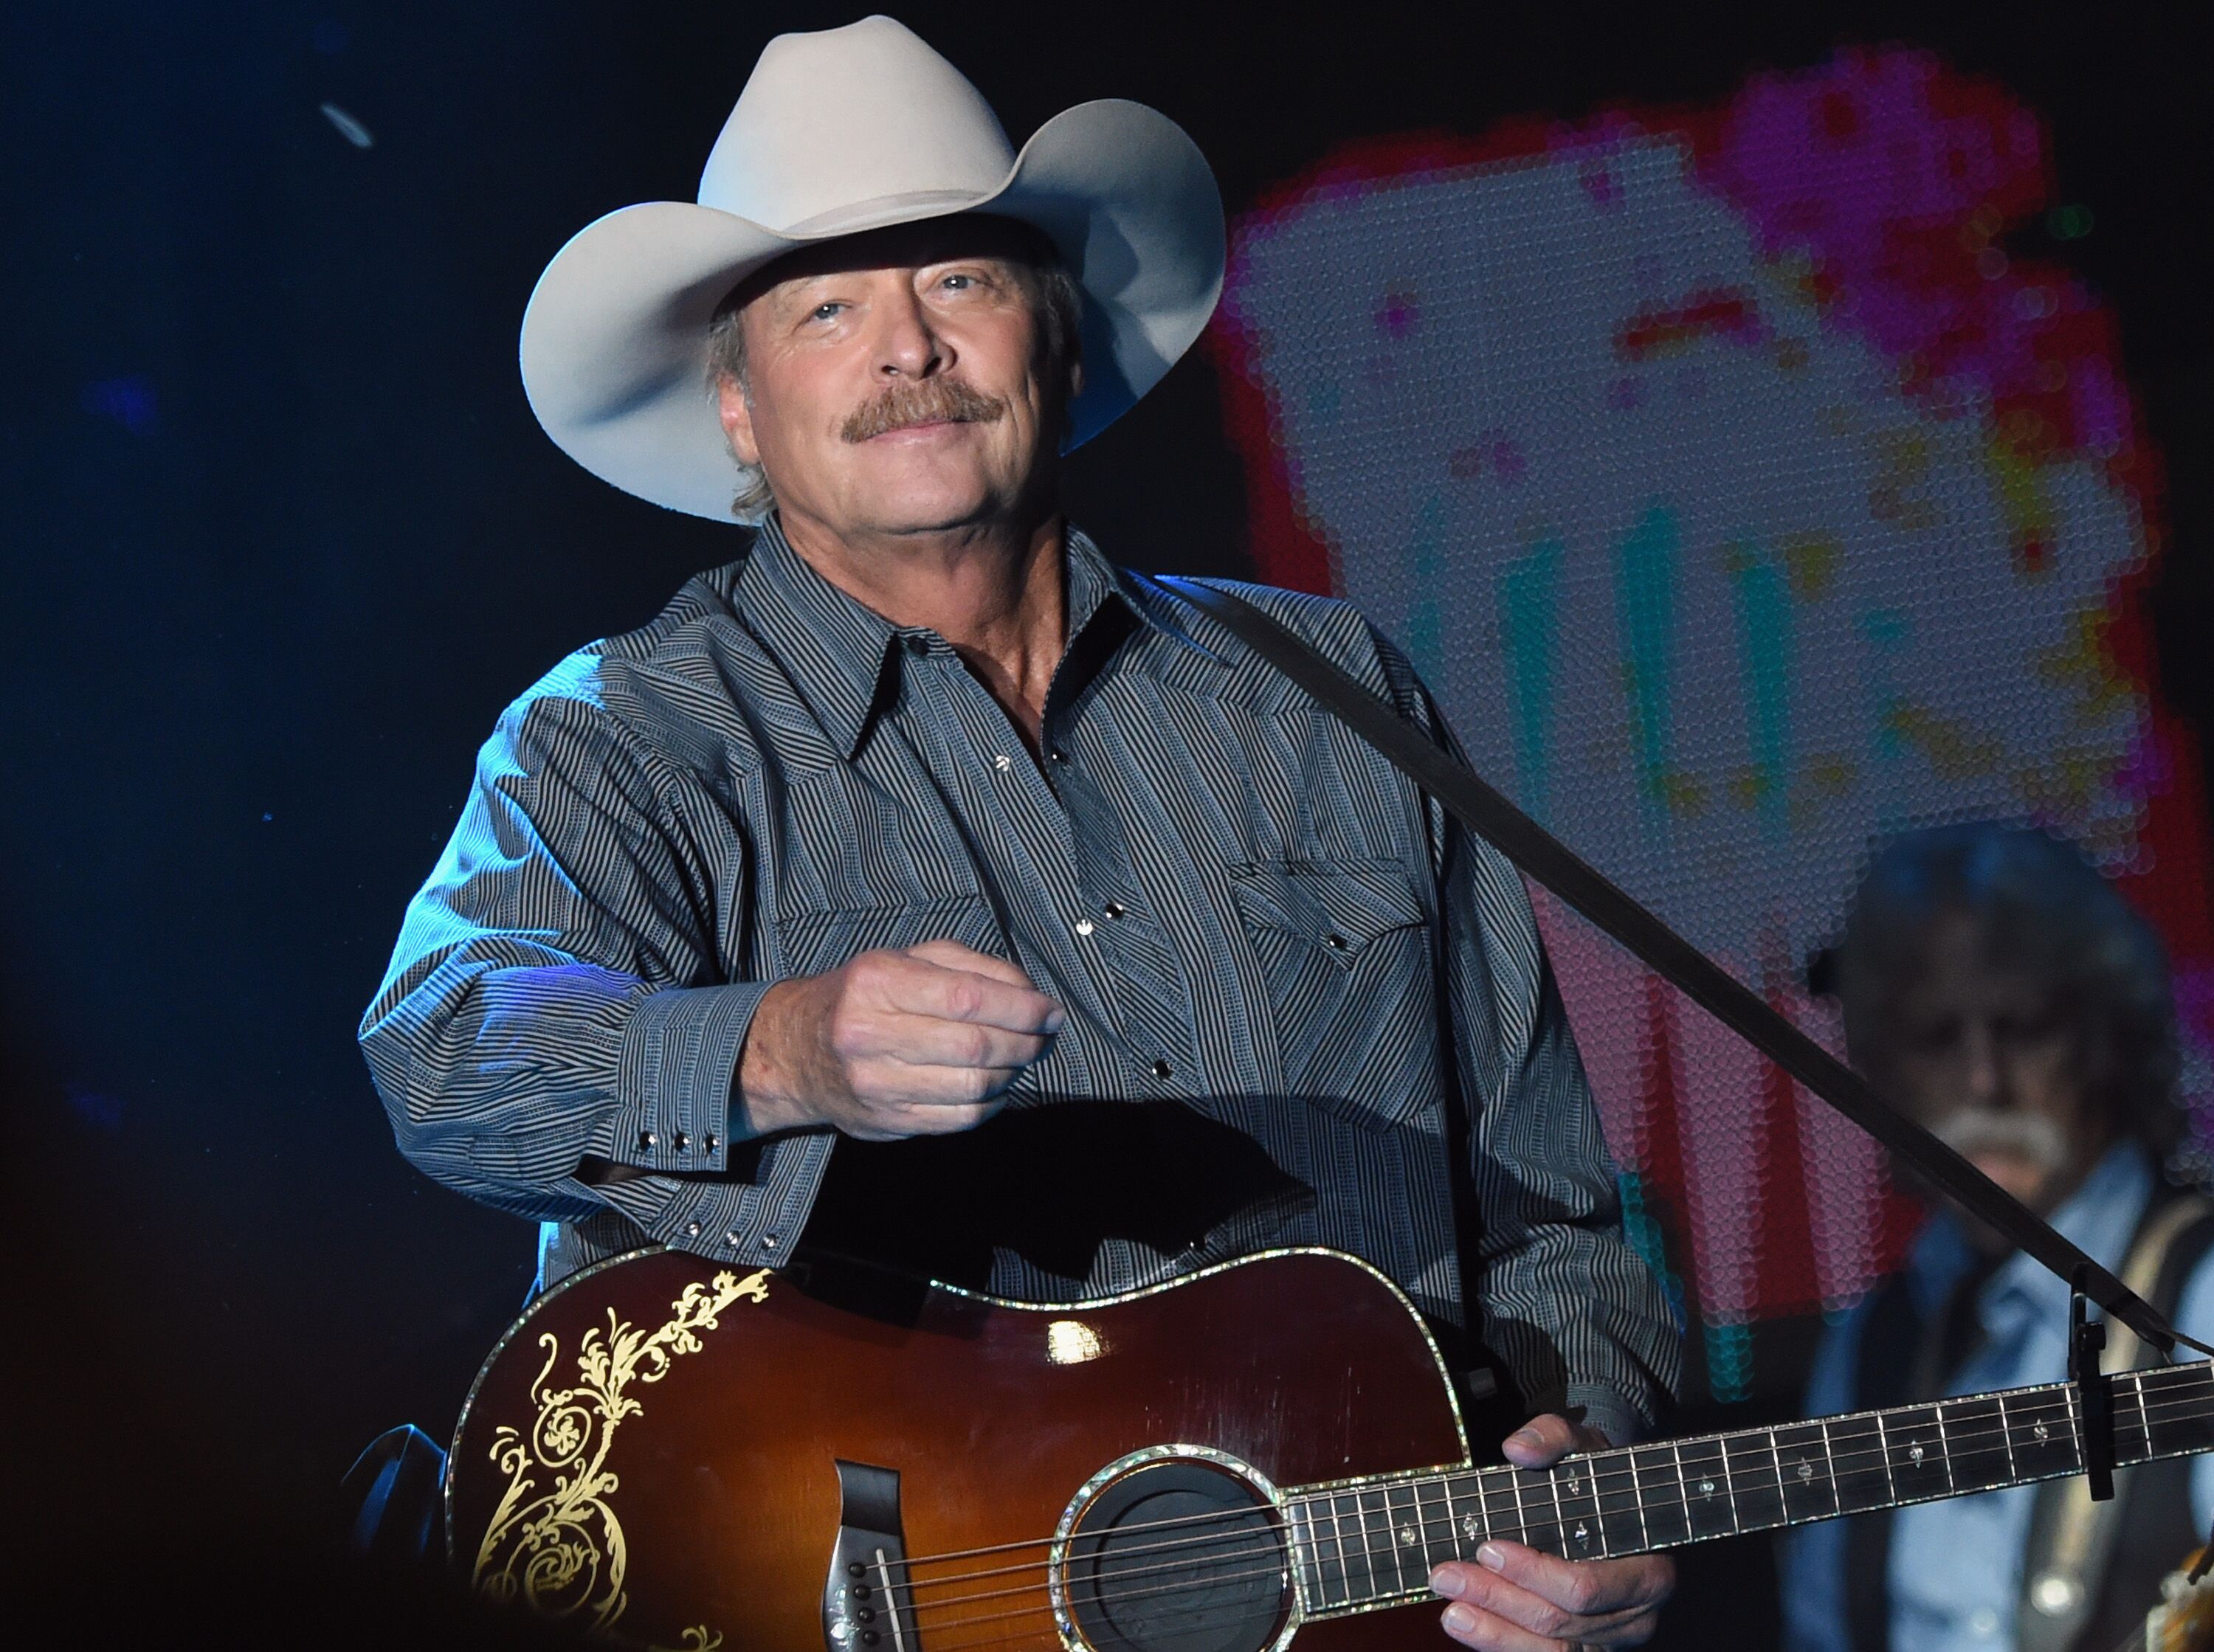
[360,518,1680,1440]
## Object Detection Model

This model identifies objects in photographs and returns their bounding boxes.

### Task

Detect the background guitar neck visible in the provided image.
[1285,1362,2214,1616]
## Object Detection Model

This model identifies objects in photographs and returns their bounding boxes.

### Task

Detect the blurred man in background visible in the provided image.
[1782,823,2214,1652]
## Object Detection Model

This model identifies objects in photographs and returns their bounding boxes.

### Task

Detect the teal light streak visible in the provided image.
[1402,491,1446,681]
[1496,533,1564,823]
[1611,505,1680,821]
[1726,542,1795,840]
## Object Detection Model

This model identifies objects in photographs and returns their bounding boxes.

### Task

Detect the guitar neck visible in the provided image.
[1284,1362,2214,1616]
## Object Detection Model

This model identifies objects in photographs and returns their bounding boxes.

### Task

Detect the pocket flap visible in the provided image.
[1227,857,1428,962]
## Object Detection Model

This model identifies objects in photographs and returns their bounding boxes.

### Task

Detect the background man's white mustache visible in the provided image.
[1931,1107,2069,1173]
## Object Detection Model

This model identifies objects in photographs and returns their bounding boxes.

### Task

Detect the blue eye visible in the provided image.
[810,301,845,322]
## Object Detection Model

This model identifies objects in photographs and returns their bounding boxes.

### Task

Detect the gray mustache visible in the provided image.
[842,378,1008,443]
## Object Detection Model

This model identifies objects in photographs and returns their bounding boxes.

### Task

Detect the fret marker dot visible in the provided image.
[1796,1462,1813,1480]
[1461,1516,1481,1541]
[1699,1479,1715,1496]
[1908,1444,1924,1462]
[1573,1523,1590,1549]
[1398,1526,1417,1546]
[2033,1424,2049,1441]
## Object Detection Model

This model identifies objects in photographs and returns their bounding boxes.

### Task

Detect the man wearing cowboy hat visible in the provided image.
[362,17,1680,1648]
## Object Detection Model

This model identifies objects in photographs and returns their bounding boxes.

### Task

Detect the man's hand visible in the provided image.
[1430,1414,1674,1650]
[736,939,1065,1139]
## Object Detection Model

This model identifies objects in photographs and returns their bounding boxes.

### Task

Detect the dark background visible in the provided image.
[5,1,2208,1640]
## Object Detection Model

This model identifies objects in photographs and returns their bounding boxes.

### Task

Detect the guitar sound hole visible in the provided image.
[1061,1458,1289,1652]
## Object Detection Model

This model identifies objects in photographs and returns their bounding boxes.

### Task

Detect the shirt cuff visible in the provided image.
[591,1130,835,1273]
[612,981,774,1175]
[1564,1385,1649,1448]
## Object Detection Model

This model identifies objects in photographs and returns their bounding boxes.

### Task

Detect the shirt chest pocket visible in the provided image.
[776,894,1007,979]
[1227,857,1440,1126]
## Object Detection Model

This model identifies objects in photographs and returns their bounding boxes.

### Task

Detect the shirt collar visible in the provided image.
[732,514,1221,759]
[1982,1138,2154,1321]
[1908,1138,2155,1325]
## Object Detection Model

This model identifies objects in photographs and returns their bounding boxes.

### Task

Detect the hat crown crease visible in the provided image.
[698,15,1015,234]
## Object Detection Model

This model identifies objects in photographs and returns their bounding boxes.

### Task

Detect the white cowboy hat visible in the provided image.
[519,14,1226,522]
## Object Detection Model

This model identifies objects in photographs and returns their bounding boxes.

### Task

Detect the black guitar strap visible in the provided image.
[1152,573,2207,1358]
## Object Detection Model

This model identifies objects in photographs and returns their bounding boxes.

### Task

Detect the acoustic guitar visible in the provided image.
[446,1246,2214,1651]
[2133,1549,2214,1652]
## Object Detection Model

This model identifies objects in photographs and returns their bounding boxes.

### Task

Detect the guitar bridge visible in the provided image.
[824,1459,919,1651]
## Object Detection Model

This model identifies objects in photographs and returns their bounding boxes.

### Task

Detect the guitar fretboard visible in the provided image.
[1284,1362,2214,1616]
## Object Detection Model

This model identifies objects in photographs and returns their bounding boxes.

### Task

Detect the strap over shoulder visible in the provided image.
[1149,571,2204,1358]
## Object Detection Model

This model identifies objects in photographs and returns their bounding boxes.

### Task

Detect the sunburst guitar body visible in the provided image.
[449,1245,2214,1652]
[449,1246,1470,1651]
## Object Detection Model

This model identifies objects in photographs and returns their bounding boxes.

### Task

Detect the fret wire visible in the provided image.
[1816,1418,1838,1500]
[1313,1498,1339,1611]
[1670,1441,1691,1529]
[1413,1476,1442,1576]
[1603,1443,1621,1549]
[1479,1461,1514,1549]
[1543,1459,1569,1558]
[1325,1494,1350,1608]
[1390,1484,1418,1594]
[1294,1500,1322,1611]
[1441,1475,1468,1562]
[1354,1489,1380,1600]
[1375,1485,1403,1596]
[1366,1487,1402,1598]
[1718,1425,1789,1523]
[1624,1451,1649,1553]
[1353,1490,1380,1603]
[1280,1372,2214,1575]
[1573,1455,1610,1561]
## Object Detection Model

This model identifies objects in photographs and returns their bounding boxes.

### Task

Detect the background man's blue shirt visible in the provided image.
[1782,1141,2214,1652]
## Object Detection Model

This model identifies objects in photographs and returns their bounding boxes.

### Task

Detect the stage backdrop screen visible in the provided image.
[1210,47,2213,1398]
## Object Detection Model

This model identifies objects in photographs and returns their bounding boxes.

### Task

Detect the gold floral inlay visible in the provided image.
[472,1268,771,1633]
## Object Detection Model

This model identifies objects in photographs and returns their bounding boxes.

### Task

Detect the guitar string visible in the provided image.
[883,1364,2214,1594]
[892,1391,2214,1629]
[883,1369,2214,1612]
[906,1396,2214,1649]
[911,1375,2214,1652]
[880,1361,2214,1586]
[919,1368,2214,1651]
[876,1370,2214,1620]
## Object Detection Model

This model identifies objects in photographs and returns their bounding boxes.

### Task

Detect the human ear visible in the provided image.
[717,374,760,466]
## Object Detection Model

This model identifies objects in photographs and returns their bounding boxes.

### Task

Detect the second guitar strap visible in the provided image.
[1153,573,2201,1358]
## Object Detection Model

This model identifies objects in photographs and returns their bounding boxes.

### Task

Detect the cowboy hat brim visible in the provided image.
[519,97,1225,523]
